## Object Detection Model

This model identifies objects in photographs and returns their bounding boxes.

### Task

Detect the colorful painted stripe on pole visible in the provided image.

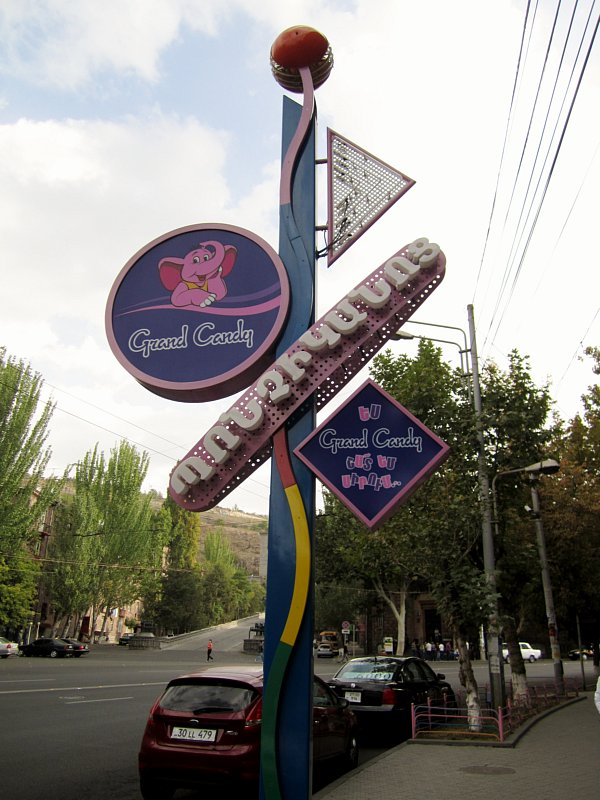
[262,429,311,800]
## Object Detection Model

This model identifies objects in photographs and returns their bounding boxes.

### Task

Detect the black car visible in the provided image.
[568,647,594,661]
[119,633,135,646]
[19,638,73,658]
[61,638,90,657]
[328,656,456,742]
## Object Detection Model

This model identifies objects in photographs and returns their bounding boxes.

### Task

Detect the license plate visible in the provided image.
[171,726,217,742]
[345,691,361,703]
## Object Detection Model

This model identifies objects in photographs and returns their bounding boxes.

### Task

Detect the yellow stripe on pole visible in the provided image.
[280,483,311,647]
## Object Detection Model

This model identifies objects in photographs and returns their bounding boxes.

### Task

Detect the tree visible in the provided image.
[537,348,600,663]
[0,349,62,633]
[0,348,60,550]
[483,351,555,698]
[0,551,40,635]
[198,529,264,624]
[317,491,415,655]
[142,496,204,634]
[45,442,166,639]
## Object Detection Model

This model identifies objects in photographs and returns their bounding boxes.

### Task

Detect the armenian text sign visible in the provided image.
[169,237,446,511]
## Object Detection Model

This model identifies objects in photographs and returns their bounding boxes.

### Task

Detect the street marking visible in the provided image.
[0,681,166,695]
[65,696,134,704]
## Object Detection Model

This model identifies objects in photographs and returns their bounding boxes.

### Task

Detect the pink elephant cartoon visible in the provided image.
[158,240,237,308]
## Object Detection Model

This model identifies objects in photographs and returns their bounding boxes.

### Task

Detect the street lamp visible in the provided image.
[392,329,471,393]
[492,459,564,691]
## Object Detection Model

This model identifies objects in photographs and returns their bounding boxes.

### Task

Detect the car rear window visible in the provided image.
[160,681,259,713]
[336,662,395,682]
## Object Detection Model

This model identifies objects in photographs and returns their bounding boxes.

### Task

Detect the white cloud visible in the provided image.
[1,0,598,516]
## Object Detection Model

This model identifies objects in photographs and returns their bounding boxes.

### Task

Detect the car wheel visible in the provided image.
[49,650,58,658]
[1,654,8,659]
[139,777,175,800]
[342,734,359,772]
[528,655,536,663]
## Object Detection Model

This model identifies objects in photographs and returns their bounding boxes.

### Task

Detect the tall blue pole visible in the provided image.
[260,96,316,800]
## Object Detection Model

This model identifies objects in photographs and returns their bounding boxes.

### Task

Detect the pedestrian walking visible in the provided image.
[339,641,349,663]
[207,639,213,661]
[595,674,600,714]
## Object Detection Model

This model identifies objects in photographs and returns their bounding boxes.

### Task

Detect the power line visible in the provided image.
[474,0,599,359]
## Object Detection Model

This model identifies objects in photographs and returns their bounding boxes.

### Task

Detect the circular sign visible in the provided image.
[106,224,290,402]
[341,621,350,631]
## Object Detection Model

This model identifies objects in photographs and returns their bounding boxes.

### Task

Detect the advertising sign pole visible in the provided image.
[260,95,317,800]
[260,29,333,800]
[107,25,448,800]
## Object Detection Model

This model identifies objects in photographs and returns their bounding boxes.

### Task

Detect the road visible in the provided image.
[1,617,596,800]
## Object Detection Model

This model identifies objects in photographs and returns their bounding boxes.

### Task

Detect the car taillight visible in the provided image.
[244,697,262,728]
[144,712,159,736]
[382,687,396,705]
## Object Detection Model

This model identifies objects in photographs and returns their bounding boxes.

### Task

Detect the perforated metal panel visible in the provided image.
[170,239,445,512]
[327,130,415,266]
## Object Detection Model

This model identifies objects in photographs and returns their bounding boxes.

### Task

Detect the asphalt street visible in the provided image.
[1,618,597,800]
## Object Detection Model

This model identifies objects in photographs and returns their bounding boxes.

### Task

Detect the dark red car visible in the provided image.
[138,666,358,799]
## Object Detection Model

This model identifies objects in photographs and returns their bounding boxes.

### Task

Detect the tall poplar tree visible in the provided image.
[0,349,61,633]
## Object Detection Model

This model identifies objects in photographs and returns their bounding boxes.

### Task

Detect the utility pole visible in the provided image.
[467,304,505,709]
[529,475,564,692]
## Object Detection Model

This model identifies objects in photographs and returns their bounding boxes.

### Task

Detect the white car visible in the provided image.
[502,641,542,663]
[0,636,19,658]
[315,642,339,658]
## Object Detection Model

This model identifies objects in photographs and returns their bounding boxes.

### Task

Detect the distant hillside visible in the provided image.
[198,506,267,576]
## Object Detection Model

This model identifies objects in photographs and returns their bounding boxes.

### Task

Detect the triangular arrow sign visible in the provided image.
[326,129,415,267]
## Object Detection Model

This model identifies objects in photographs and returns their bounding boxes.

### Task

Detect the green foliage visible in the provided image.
[0,348,61,553]
[44,441,167,634]
[0,552,40,630]
[317,339,558,659]
[143,506,264,634]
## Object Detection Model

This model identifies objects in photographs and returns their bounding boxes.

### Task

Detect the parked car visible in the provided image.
[501,642,542,663]
[568,647,594,661]
[61,638,90,657]
[315,642,339,658]
[19,638,74,658]
[0,636,19,658]
[119,633,135,645]
[138,666,358,798]
[328,656,456,742]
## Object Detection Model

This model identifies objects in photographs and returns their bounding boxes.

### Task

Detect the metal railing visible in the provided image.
[411,679,580,743]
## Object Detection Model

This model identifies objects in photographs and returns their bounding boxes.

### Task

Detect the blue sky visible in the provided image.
[1,1,599,514]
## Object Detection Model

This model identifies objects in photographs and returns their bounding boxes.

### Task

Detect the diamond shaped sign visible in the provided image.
[295,379,449,529]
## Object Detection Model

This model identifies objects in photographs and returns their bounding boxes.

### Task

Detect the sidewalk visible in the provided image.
[315,694,600,800]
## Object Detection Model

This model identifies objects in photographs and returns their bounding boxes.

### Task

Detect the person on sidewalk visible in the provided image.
[207,639,214,662]
[594,674,600,714]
